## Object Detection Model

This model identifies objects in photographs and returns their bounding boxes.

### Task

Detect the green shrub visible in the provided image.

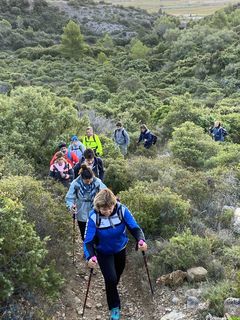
[120,182,190,238]
[0,194,63,301]
[204,280,234,316]
[223,246,240,268]
[0,87,82,171]
[154,229,211,272]
[104,159,132,194]
[0,176,71,263]
[170,121,219,168]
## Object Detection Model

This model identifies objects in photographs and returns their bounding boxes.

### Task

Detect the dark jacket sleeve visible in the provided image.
[123,207,145,242]
[97,158,104,181]
[138,132,143,143]
[73,162,80,178]
[68,167,74,182]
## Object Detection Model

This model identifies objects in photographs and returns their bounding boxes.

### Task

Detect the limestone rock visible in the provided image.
[187,267,208,282]
[186,296,200,309]
[156,270,187,287]
[233,208,240,234]
[224,297,240,316]
[160,310,187,320]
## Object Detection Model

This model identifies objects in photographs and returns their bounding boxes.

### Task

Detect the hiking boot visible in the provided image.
[109,307,120,320]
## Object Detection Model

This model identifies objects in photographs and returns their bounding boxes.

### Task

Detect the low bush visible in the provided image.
[0,194,63,302]
[154,229,211,273]
[120,182,191,238]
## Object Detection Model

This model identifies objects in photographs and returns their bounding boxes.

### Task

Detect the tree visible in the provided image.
[61,20,84,59]
[130,39,150,60]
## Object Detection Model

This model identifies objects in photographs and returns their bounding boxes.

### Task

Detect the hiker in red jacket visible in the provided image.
[50,142,79,167]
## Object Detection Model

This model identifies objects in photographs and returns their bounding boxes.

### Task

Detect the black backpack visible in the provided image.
[151,133,157,145]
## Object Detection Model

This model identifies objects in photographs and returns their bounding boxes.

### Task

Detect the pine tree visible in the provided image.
[61,20,84,59]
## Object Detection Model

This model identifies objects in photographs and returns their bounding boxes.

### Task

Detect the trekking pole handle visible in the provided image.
[92,256,97,263]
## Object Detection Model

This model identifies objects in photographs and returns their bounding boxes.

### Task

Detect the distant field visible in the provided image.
[96,0,240,16]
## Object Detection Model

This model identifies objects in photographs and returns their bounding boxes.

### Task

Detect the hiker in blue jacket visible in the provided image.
[209,121,227,142]
[137,124,156,149]
[113,121,130,156]
[65,165,106,240]
[68,135,86,159]
[84,188,147,320]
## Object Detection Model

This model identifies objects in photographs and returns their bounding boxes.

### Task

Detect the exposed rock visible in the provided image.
[160,310,187,319]
[185,288,202,298]
[172,296,180,305]
[187,267,208,282]
[156,270,187,287]
[224,297,240,316]
[233,208,240,234]
[186,296,199,309]
[205,314,226,320]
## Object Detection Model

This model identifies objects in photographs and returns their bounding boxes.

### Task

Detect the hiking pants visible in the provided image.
[77,221,86,241]
[97,248,126,310]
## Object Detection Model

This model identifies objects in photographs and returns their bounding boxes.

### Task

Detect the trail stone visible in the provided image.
[96,303,103,309]
[74,297,81,305]
[233,208,240,234]
[160,310,187,319]
[187,296,199,309]
[187,267,208,282]
[224,297,240,316]
[156,270,187,287]
[172,296,180,305]
[185,288,202,298]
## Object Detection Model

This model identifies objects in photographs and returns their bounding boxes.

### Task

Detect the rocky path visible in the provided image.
[51,237,204,320]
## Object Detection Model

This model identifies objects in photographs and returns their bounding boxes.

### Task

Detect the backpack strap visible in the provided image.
[96,204,124,228]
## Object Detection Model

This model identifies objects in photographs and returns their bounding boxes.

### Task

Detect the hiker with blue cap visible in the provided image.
[68,135,86,160]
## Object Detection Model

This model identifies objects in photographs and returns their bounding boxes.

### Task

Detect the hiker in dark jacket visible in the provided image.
[73,148,104,181]
[113,121,130,156]
[49,151,74,187]
[209,121,227,142]
[137,124,154,149]
[84,188,147,320]
[65,165,106,240]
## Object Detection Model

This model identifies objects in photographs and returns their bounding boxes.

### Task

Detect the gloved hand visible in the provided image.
[88,256,98,269]
[138,240,148,252]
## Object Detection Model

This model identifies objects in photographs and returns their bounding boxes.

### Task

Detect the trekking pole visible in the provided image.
[72,212,76,265]
[82,256,97,318]
[139,240,154,296]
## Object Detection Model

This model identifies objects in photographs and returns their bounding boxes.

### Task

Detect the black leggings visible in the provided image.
[97,248,126,310]
[77,221,86,241]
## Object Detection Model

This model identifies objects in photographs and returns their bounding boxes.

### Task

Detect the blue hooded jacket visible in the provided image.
[84,203,145,260]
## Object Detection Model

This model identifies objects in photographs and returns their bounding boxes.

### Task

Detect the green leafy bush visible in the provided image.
[0,86,82,170]
[170,121,219,168]
[204,280,234,316]
[120,182,190,238]
[155,229,211,272]
[0,176,71,263]
[0,194,63,301]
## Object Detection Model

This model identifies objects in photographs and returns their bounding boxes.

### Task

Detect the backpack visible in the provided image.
[151,133,157,145]
[96,204,124,228]
[114,129,126,142]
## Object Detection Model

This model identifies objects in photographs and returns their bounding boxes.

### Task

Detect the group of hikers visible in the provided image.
[48,119,227,320]
[49,123,152,320]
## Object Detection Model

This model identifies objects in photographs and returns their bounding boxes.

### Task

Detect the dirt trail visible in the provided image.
[53,239,158,320]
